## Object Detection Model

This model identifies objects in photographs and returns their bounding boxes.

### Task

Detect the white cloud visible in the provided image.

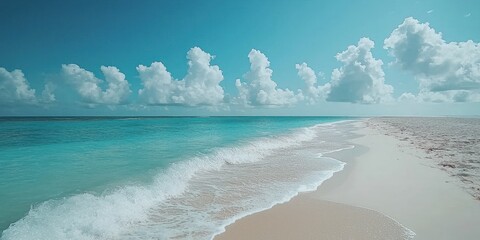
[0,67,36,104]
[235,49,302,106]
[295,62,329,104]
[182,47,225,105]
[399,90,480,103]
[326,38,394,104]
[62,64,131,105]
[398,92,418,103]
[0,67,55,106]
[101,66,131,105]
[41,82,56,103]
[385,17,480,102]
[137,47,224,106]
[137,61,180,105]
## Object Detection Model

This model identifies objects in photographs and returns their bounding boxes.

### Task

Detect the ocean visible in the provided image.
[0,116,353,239]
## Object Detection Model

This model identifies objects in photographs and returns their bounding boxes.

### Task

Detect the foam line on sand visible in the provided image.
[215,119,480,240]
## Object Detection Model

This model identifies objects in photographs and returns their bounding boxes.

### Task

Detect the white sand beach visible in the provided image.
[215,118,480,240]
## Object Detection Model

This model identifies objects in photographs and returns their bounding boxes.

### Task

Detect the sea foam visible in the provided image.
[1,122,349,240]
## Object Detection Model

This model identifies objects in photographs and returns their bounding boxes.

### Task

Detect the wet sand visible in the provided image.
[215,197,408,240]
[215,119,480,240]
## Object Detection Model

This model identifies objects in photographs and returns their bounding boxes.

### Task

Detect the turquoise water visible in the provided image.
[0,116,349,239]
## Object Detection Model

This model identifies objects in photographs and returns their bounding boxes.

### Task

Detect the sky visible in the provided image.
[0,0,479,116]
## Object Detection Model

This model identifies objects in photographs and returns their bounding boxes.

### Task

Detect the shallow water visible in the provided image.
[0,116,352,239]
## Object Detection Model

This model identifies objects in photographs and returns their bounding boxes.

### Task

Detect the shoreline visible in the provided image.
[215,197,410,240]
[215,119,480,240]
[0,117,353,239]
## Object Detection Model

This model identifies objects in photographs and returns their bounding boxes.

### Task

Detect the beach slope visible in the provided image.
[215,119,480,240]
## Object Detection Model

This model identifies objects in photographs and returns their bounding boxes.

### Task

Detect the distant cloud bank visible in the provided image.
[1,17,479,110]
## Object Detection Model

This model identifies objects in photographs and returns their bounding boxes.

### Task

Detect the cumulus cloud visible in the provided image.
[399,90,480,103]
[137,47,224,106]
[235,49,302,106]
[0,67,36,104]
[295,62,329,104]
[0,67,55,106]
[62,64,131,105]
[137,62,179,105]
[41,82,56,103]
[398,92,418,103]
[385,17,480,102]
[326,38,393,104]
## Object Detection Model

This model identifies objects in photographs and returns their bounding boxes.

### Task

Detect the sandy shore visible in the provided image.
[215,197,408,240]
[215,119,480,240]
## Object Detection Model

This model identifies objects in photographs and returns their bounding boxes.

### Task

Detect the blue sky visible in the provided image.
[0,0,479,116]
